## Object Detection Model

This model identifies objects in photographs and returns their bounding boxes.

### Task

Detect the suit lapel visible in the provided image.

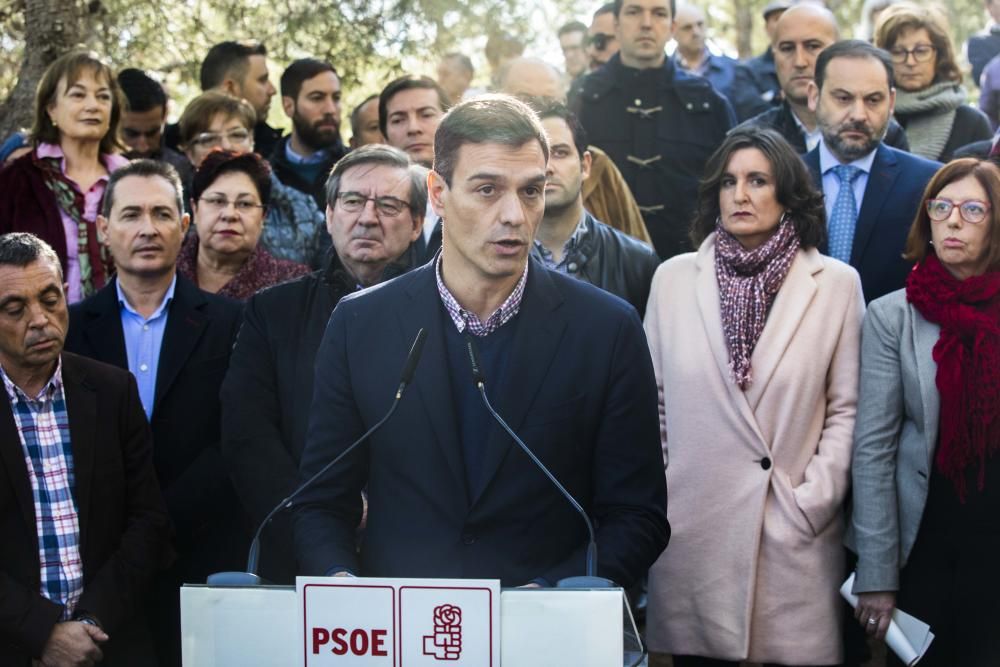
[398,265,469,504]
[852,144,899,265]
[0,394,35,530]
[694,239,769,451]
[744,248,820,410]
[910,304,941,466]
[81,281,128,369]
[154,277,207,414]
[472,264,567,507]
[61,355,97,558]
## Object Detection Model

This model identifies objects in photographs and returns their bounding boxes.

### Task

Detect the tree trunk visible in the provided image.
[0,0,83,141]
[734,0,753,59]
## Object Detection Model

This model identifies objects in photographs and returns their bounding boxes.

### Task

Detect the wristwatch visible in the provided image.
[71,610,103,630]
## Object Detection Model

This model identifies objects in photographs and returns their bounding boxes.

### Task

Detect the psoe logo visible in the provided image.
[422,604,462,660]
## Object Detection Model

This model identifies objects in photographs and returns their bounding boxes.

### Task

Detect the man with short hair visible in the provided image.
[588,3,620,71]
[0,232,171,666]
[379,75,451,260]
[558,21,590,80]
[575,0,734,259]
[532,101,659,317]
[117,68,193,185]
[498,57,566,100]
[803,40,940,303]
[349,95,385,148]
[671,4,739,105]
[737,4,909,154]
[436,53,475,104]
[270,58,348,210]
[293,95,669,588]
[64,160,246,666]
[222,145,424,583]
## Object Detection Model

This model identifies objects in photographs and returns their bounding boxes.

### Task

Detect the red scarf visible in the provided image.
[905,252,1000,501]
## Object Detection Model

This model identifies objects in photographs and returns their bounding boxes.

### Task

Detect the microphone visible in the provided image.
[208,328,428,586]
[463,335,612,588]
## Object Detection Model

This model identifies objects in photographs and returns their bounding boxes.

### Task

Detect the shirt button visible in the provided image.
[140,364,149,372]
[143,324,150,331]
[760,457,772,470]
[461,532,476,545]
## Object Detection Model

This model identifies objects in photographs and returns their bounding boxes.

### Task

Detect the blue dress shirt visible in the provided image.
[117,275,176,419]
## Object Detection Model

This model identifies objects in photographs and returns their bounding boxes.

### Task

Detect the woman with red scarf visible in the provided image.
[644,128,865,666]
[850,158,1000,666]
[0,51,128,303]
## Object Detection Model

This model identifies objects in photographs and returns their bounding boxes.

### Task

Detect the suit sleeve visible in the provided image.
[76,372,171,634]
[291,301,367,576]
[221,297,300,525]
[851,298,907,593]
[0,574,64,658]
[789,271,864,536]
[541,308,670,587]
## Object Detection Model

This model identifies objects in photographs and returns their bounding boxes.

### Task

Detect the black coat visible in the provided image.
[268,135,347,211]
[730,49,781,121]
[575,54,735,260]
[736,100,912,154]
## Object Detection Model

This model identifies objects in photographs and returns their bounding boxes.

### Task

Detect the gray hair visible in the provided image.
[102,159,186,219]
[324,143,427,216]
[0,233,63,279]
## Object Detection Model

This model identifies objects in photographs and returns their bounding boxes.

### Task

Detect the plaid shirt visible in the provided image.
[435,254,528,336]
[533,212,589,273]
[1,360,83,619]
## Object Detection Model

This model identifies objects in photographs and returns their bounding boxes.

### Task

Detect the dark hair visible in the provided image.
[30,50,125,154]
[191,150,272,208]
[0,232,62,278]
[905,158,1000,271]
[594,2,616,18]
[200,40,267,91]
[529,98,589,159]
[280,58,338,100]
[875,2,961,85]
[433,94,549,186]
[484,32,526,68]
[442,53,474,76]
[691,127,826,249]
[324,144,427,216]
[815,40,895,91]
[613,0,675,18]
[558,21,589,37]
[178,92,257,147]
[378,75,451,138]
[350,94,380,138]
[102,159,185,218]
[117,68,167,113]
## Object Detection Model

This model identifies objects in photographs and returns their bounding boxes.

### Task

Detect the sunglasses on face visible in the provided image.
[587,33,616,50]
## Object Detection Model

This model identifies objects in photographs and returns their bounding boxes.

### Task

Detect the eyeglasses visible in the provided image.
[336,192,411,217]
[191,129,252,149]
[889,44,936,64]
[926,198,990,224]
[199,196,265,213]
[587,33,616,50]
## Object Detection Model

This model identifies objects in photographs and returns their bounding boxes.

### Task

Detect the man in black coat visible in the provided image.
[574,0,734,259]
[64,161,245,667]
[220,145,424,583]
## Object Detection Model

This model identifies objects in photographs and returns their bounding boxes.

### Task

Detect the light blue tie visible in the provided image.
[828,164,862,263]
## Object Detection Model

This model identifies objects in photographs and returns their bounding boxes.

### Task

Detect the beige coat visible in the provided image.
[644,236,864,665]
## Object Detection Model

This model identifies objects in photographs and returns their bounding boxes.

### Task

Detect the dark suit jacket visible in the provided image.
[292,259,670,588]
[0,353,171,665]
[804,143,940,303]
[65,275,246,578]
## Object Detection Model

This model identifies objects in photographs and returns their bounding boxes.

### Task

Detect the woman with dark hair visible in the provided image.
[645,128,865,666]
[849,158,1000,666]
[177,150,309,299]
[875,2,991,162]
[0,50,128,302]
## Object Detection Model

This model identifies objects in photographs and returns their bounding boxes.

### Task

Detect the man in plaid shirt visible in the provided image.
[0,233,170,666]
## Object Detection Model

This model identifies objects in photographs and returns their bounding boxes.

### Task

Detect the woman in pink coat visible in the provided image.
[644,128,865,666]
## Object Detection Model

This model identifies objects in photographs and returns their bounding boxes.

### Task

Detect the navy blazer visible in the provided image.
[804,143,940,303]
[293,259,670,588]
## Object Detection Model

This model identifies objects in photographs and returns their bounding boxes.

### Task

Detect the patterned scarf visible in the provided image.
[906,252,1000,501]
[714,217,801,390]
[34,154,108,297]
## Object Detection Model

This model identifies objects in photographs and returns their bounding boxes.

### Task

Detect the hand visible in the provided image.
[517,582,542,589]
[856,591,896,641]
[40,621,108,667]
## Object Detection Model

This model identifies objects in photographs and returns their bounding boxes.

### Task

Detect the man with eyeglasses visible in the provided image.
[64,159,246,667]
[220,145,424,584]
[802,40,940,303]
[574,0,735,259]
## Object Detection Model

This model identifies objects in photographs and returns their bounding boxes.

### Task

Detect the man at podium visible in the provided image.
[293,95,669,588]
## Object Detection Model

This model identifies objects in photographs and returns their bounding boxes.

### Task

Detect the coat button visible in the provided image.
[686,102,693,110]
[567,262,579,272]
[461,532,476,545]
[760,457,772,470]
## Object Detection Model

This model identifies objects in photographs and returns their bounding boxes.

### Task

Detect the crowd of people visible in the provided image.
[0,0,998,666]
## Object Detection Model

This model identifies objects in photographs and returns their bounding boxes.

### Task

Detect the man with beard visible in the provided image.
[803,40,940,303]
[530,100,658,317]
[271,59,348,210]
